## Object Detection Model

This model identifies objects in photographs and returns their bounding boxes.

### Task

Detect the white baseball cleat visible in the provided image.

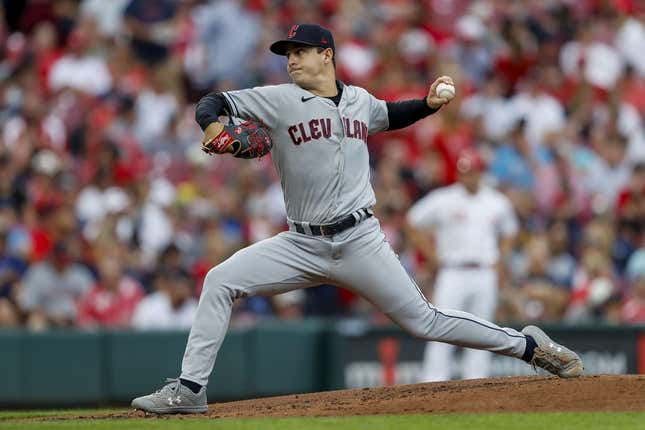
[131,378,208,414]
[522,325,584,378]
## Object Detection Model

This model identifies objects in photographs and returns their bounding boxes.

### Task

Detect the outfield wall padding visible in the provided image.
[0,322,643,406]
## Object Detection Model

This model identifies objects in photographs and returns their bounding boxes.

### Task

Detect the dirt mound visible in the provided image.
[201,375,645,418]
[30,375,645,421]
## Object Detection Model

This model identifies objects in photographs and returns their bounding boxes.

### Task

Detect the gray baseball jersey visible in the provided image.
[179,82,530,387]
[222,83,387,224]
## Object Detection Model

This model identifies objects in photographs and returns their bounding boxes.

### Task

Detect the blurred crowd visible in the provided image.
[1,0,644,331]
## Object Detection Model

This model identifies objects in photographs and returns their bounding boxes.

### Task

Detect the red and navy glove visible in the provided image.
[201,117,273,159]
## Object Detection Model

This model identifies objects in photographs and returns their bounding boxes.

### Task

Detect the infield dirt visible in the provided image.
[69,374,645,420]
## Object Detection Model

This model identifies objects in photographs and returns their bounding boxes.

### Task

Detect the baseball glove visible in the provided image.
[201,116,273,159]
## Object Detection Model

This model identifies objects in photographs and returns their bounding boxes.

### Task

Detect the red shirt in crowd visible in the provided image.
[616,187,645,215]
[430,124,475,184]
[621,297,645,323]
[76,277,144,328]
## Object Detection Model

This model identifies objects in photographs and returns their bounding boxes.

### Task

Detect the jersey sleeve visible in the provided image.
[366,91,389,134]
[407,193,440,229]
[496,196,519,238]
[221,85,282,129]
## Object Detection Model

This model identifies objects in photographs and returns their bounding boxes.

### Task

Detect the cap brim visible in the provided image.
[269,39,321,55]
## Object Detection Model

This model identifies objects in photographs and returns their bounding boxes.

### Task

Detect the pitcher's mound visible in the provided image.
[205,375,645,418]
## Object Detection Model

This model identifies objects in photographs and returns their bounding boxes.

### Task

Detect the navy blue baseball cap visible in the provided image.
[270,24,335,56]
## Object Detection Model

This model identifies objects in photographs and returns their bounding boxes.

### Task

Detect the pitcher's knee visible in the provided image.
[404,323,434,340]
[201,266,241,302]
[392,307,438,340]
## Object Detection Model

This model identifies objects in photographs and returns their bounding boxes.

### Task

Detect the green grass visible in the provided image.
[2,412,645,430]
[0,409,128,420]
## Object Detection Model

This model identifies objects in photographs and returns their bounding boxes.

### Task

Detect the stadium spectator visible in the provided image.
[48,27,112,96]
[0,0,644,328]
[131,269,197,330]
[76,255,144,328]
[487,118,535,191]
[514,234,570,321]
[621,245,645,323]
[17,241,94,330]
[567,235,621,323]
[546,221,577,289]
[122,0,178,65]
[0,228,27,326]
[616,163,645,247]
[183,0,261,89]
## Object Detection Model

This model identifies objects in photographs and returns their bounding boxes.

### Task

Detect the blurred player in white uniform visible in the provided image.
[407,149,518,381]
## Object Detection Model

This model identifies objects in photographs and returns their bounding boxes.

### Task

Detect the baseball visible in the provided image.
[436,82,455,100]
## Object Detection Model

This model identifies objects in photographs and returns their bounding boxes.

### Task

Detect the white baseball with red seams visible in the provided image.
[436,82,455,100]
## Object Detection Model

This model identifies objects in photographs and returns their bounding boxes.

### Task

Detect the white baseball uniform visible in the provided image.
[407,183,518,381]
[180,82,529,387]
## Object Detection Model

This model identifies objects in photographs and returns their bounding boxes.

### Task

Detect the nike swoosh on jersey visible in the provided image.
[301,96,316,102]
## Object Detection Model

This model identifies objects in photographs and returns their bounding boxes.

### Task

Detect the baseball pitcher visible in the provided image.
[131,24,583,414]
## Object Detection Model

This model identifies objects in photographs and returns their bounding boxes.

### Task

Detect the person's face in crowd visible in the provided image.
[483,77,503,97]
[633,277,645,300]
[0,231,6,255]
[32,22,57,53]
[584,220,614,254]
[601,137,626,166]
[628,165,645,193]
[52,205,77,236]
[582,248,611,278]
[167,277,192,309]
[286,44,333,89]
[51,247,72,272]
[98,258,122,291]
[161,248,182,270]
[67,30,89,57]
[542,65,565,92]
[456,156,482,193]
[457,169,480,193]
[548,222,569,254]
[527,236,551,268]
[152,275,167,293]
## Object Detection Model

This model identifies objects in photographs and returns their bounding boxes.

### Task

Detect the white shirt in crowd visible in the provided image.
[48,54,112,96]
[131,291,197,331]
[80,0,129,37]
[618,103,645,164]
[615,17,645,78]
[461,92,516,141]
[584,158,631,209]
[560,40,624,90]
[134,89,178,144]
[407,184,518,267]
[510,91,566,149]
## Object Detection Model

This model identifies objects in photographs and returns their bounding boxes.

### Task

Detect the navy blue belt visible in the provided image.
[289,208,373,236]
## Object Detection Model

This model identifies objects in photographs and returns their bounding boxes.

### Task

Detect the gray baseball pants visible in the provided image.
[180,216,527,386]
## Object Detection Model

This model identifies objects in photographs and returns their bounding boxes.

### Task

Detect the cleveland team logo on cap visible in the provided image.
[270,23,335,56]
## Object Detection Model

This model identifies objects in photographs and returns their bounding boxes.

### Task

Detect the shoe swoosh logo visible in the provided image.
[301,96,316,102]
